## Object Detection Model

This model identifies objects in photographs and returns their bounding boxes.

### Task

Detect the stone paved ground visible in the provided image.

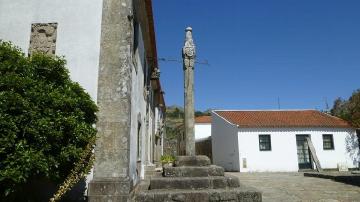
[228,172,360,202]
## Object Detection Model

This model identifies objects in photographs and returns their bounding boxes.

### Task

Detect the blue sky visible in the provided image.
[152,0,360,111]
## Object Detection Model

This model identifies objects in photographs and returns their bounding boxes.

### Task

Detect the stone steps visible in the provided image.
[150,176,240,190]
[134,156,261,202]
[135,186,262,202]
[163,165,224,177]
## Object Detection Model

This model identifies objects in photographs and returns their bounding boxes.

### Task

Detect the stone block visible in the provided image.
[154,193,186,202]
[236,191,262,202]
[184,192,209,202]
[175,155,211,167]
[88,178,133,202]
[211,177,228,189]
[134,192,154,202]
[208,166,225,176]
[88,179,132,195]
[209,191,237,202]
[225,174,241,188]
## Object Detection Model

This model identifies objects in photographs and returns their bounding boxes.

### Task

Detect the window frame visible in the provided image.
[322,134,335,150]
[259,134,272,151]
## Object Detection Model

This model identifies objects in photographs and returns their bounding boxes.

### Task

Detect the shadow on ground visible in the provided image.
[304,172,360,187]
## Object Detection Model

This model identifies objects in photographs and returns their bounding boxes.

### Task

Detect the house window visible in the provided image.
[259,135,271,151]
[323,134,334,150]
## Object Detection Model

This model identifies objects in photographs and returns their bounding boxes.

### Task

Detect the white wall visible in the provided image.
[211,112,240,171]
[130,24,149,183]
[0,0,103,100]
[195,123,211,140]
[237,128,359,172]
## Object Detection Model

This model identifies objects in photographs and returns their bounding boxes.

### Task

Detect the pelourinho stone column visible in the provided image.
[182,27,196,156]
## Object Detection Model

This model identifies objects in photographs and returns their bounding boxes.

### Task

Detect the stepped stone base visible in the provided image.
[134,156,262,202]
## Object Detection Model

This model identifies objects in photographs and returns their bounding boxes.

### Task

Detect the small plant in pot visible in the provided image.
[161,155,176,167]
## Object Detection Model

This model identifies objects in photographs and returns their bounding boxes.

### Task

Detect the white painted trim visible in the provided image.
[212,111,238,127]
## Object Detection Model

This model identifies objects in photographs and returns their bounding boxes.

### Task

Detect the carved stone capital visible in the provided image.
[182,27,196,64]
[150,68,160,80]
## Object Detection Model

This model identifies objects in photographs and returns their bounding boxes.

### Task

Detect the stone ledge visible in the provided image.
[150,176,240,190]
[88,195,129,202]
[175,155,211,167]
[163,165,224,177]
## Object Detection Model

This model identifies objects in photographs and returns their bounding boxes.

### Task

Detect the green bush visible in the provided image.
[160,155,176,164]
[0,41,98,200]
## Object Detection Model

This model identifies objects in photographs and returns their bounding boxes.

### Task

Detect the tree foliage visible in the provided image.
[0,41,98,200]
[331,89,360,128]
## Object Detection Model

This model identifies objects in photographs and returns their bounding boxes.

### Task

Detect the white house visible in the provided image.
[195,115,212,141]
[212,110,359,172]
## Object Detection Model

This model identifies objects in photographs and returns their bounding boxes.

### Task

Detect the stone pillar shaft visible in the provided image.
[182,27,196,156]
[184,64,195,155]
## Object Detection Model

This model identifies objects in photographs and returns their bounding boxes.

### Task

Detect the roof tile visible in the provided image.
[195,116,212,123]
[214,110,352,128]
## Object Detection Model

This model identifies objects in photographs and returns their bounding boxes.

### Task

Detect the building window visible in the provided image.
[259,135,271,151]
[323,134,334,150]
[133,21,139,55]
[137,122,142,160]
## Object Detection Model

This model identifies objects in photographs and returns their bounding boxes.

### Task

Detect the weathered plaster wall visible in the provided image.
[130,23,148,182]
[147,109,154,163]
[211,112,240,171]
[0,0,103,100]
[153,106,165,165]
[195,123,211,140]
[237,128,358,172]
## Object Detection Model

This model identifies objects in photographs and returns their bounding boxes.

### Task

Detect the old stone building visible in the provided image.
[0,0,166,200]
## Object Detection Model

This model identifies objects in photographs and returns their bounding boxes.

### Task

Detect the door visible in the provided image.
[296,135,312,169]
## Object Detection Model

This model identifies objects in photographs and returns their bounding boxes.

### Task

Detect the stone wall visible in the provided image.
[163,137,178,156]
[196,137,212,162]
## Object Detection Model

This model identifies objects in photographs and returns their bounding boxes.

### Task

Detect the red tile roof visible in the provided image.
[195,116,212,123]
[214,110,352,128]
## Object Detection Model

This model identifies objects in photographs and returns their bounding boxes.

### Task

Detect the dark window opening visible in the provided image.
[133,21,139,55]
[323,134,334,150]
[259,135,271,151]
[137,122,141,160]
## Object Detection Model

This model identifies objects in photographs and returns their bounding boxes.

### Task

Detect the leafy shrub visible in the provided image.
[160,155,176,164]
[0,41,98,200]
